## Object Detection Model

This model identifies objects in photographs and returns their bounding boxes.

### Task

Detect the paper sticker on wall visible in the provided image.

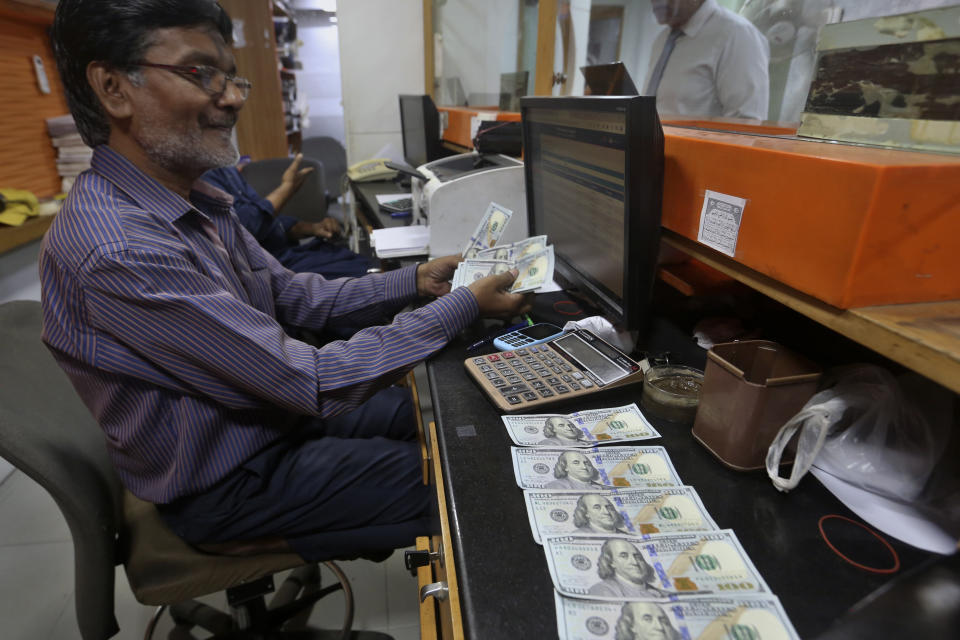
[697,190,746,257]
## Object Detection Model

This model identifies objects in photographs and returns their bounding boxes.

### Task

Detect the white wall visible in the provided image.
[336,0,426,163]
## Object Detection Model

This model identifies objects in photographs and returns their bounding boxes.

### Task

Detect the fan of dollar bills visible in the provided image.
[454,202,555,293]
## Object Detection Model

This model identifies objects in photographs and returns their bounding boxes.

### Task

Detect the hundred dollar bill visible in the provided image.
[462,202,513,258]
[451,259,514,290]
[544,531,770,601]
[523,487,718,544]
[476,235,549,261]
[503,404,659,447]
[511,446,682,490]
[510,245,555,293]
[554,592,799,640]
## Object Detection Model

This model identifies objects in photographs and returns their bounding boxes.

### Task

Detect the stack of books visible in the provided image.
[46,114,93,193]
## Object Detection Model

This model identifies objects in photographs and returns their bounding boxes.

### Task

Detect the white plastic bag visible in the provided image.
[766,365,948,499]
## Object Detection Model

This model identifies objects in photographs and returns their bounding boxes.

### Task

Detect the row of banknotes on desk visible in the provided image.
[454,202,555,293]
[503,404,800,640]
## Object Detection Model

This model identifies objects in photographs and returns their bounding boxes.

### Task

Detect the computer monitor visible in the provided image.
[580,62,639,96]
[521,96,663,332]
[499,71,530,112]
[398,94,443,169]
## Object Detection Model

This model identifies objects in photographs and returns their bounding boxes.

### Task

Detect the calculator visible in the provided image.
[380,197,413,213]
[492,323,564,351]
[464,329,644,413]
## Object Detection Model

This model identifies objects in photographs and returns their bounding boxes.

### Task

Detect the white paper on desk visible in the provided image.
[370,225,430,258]
[811,467,958,554]
[375,193,411,205]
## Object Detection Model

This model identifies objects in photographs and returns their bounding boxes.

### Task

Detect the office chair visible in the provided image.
[300,136,348,202]
[0,300,392,640]
[242,156,328,222]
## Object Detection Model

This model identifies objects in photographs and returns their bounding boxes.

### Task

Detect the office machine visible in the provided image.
[580,62,639,96]
[411,152,527,257]
[522,95,663,332]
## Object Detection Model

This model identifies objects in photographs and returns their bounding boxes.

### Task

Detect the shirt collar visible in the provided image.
[679,0,718,38]
[90,145,234,223]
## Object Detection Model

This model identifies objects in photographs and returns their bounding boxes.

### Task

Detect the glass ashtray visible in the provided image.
[640,364,704,424]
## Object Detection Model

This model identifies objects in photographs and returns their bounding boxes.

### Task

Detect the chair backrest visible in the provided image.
[0,300,124,640]
[242,156,328,222]
[300,136,348,197]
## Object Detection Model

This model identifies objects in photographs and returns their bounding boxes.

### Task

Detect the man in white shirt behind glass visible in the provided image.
[645,0,770,121]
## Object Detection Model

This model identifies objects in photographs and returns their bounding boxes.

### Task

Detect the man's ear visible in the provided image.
[86,62,134,120]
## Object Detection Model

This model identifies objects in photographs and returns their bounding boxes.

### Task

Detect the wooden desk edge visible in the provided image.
[661,230,960,395]
[429,420,465,639]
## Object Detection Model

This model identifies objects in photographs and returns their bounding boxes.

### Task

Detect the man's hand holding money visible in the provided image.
[417,255,461,297]
[468,269,534,319]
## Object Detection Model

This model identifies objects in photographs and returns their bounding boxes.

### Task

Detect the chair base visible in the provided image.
[204,631,394,640]
[157,562,384,640]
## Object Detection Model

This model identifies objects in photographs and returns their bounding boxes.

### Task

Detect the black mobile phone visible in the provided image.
[493,323,564,350]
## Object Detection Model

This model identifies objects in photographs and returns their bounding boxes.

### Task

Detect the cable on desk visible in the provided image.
[818,514,901,574]
[553,299,584,316]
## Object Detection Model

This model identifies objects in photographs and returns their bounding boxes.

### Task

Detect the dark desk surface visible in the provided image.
[350,179,415,230]
[425,311,936,640]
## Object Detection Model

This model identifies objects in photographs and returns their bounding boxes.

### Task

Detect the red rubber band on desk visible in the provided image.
[817,514,900,574]
[553,300,583,316]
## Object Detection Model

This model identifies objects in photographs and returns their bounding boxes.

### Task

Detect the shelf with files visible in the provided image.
[661,228,960,396]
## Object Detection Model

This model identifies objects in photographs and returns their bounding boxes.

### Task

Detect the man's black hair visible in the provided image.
[51,0,233,147]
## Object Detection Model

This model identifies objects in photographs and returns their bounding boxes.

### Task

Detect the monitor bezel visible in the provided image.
[520,95,663,332]
[398,94,442,169]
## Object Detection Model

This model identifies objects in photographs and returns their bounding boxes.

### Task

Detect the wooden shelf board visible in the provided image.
[661,229,960,394]
[441,140,471,154]
[0,215,54,256]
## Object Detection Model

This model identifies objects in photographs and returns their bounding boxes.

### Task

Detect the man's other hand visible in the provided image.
[314,217,341,239]
[281,153,315,194]
[416,254,460,297]
[468,269,534,319]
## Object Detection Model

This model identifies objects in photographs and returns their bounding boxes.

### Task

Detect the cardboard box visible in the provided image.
[661,126,960,308]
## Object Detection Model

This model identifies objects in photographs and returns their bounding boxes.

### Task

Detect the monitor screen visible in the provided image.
[399,94,442,168]
[580,62,639,96]
[499,71,530,112]
[521,96,663,332]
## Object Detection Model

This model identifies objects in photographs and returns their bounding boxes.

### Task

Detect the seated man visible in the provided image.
[203,154,373,279]
[44,0,531,562]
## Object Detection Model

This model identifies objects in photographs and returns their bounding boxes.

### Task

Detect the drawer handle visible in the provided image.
[420,581,449,603]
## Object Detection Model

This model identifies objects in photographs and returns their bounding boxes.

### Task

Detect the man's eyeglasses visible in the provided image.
[134,62,252,100]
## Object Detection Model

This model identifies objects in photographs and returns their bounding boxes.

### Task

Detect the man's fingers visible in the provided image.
[496,269,519,289]
[298,167,315,178]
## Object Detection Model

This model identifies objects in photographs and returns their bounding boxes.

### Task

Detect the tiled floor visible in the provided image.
[0,463,423,640]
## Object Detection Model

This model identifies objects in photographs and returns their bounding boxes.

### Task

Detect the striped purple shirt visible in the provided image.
[40,145,478,503]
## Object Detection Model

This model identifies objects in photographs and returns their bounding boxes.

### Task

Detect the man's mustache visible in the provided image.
[201,114,237,128]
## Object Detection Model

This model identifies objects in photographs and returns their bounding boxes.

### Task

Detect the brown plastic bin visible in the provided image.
[692,340,821,471]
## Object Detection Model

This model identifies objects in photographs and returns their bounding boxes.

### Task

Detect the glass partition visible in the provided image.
[428,0,956,136]
[432,0,539,110]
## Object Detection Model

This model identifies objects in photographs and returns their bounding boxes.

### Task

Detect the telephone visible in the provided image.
[346,158,398,182]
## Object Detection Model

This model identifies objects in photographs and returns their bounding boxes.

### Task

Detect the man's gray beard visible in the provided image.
[139,126,239,177]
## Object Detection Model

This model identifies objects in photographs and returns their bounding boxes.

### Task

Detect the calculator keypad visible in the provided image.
[465,342,630,411]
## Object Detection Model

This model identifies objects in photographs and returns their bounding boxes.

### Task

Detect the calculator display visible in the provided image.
[551,333,629,385]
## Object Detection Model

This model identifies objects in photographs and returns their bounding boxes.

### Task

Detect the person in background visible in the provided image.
[203,154,373,279]
[644,0,770,120]
[44,0,531,564]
